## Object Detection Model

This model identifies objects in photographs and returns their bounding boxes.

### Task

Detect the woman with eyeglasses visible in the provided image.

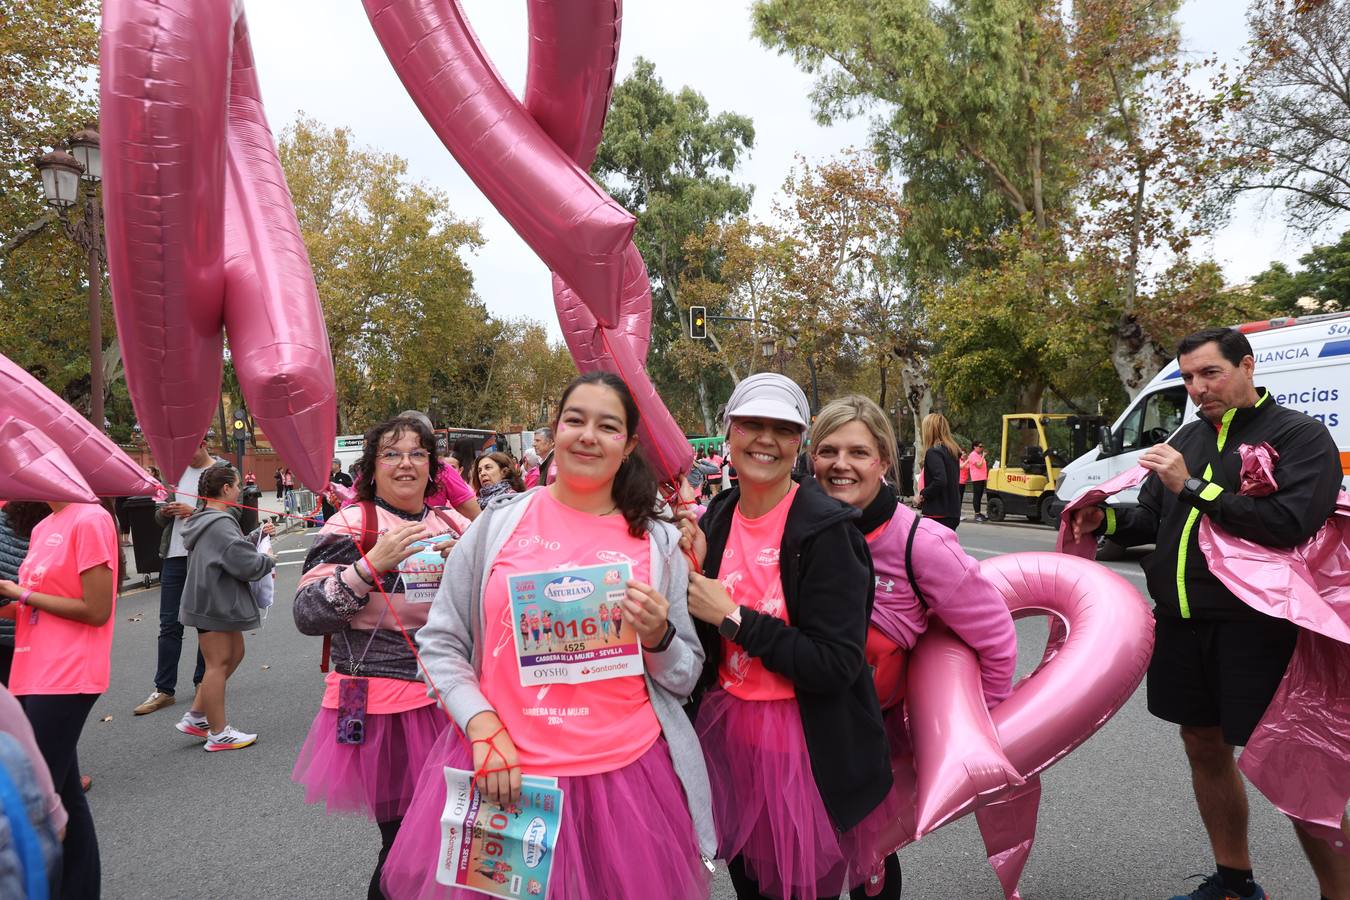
[292,415,465,900]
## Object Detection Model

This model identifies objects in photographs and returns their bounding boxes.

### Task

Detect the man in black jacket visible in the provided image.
[1073,328,1348,900]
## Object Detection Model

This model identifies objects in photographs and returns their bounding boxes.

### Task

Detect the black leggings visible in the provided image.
[727,852,902,900]
[369,817,403,899]
[970,481,986,516]
[21,693,100,900]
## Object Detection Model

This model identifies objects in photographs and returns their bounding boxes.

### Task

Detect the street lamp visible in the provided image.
[35,127,105,432]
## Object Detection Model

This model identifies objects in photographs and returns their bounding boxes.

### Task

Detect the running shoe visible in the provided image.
[1168,873,1267,900]
[204,726,257,752]
[133,690,175,715]
[175,712,210,739]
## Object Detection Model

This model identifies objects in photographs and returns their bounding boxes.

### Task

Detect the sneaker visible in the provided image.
[974,514,987,523]
[175,712,210,739]
[1168,873,1267,900]
[133,691,175,716]
[204,726,257,752]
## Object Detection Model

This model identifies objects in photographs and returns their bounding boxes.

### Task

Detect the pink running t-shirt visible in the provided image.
[11,503,119,696]
[427,464,474,509]
[480,490,660,776]
[718,483,797,701]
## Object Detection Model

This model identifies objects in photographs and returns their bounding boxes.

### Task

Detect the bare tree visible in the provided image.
[1227,0,1350,234]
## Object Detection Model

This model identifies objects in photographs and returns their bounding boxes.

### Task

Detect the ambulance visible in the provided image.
[1054,312,1350,529]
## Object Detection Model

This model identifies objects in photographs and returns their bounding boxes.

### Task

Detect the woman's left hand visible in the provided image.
[622,580,670,647]
[433,538,457,560]
[260,521,276,537]
[686,572,737,625]
[0,580,20,601]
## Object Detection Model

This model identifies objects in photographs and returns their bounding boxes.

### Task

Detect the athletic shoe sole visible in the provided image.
[175,721,209,738]
[204,736,257,752]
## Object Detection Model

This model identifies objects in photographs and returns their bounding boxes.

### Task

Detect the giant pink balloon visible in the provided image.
[0,417,98,504]
[523,1,690,483]
[907,621,1022,836]
[363,0,635,328]
[101,0,232,483]
[0,354,157,497]
[102,2,337,491]
[874,552,1153,897]
[222,14,337,490]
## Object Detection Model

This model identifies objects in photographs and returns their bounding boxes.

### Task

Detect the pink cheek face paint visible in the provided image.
[732,424,748,436]
[610,433,626,441]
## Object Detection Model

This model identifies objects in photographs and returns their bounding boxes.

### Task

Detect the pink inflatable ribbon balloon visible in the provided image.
[102,1,336,490]
[222,14,337,491]
[873,552,1154,898]
[906,620,1023,837]
[0,417,98,504]
[521,1,689,484]
[101,0,232,483]
[0,354,157,497]
[363,0,635,329]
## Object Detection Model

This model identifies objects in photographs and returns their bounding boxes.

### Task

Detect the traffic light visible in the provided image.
[690,306,707,339]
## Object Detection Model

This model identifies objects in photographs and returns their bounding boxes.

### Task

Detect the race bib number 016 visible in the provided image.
[508,563,643,686]
[437,767,563,898]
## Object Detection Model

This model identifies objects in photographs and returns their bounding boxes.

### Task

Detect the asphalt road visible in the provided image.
[81,519,1321,899]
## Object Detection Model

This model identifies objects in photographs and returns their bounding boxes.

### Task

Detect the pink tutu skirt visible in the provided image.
[292,703,448,823]
[380,727,711,900]
[696,690,904,899]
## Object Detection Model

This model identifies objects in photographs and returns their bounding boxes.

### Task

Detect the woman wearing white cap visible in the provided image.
[678,373,900,900]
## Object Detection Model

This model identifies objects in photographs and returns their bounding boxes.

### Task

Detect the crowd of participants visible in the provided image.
[0,326,1347,899]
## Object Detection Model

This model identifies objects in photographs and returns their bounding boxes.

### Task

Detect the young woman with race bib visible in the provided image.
[380,372,715,899]
[0,498,118,899]
[292,416,465,899]
[677,373,902,900]
[810,395,1019,894]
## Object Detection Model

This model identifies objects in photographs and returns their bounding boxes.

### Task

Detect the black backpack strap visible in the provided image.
[905,513,925,606]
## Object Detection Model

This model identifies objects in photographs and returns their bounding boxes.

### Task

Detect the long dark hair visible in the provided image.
[355,416,442,502]
[1,501,50,539]
[552,372,659,538]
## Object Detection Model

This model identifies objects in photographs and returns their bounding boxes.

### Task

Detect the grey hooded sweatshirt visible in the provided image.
[179,509,275,632]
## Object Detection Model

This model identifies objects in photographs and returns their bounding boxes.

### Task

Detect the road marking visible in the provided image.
[276,561,306,568]
[277,549,309,556]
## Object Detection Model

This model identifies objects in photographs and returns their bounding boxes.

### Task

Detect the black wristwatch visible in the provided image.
[642,621,677,653]
[718,606,744,642]
[1181,476,1206,502]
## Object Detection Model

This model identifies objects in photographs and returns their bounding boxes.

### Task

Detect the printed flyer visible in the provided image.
[437,767,564,898]
[507,562,643,686]
[397,538,450,603]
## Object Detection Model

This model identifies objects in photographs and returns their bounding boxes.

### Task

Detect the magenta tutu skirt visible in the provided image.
[380,727,711,900]
[696,690,904,899]
[292,703,448,823]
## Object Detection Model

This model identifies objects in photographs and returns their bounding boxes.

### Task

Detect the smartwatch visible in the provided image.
[718,606,744,642]
[1181,476,1206,502]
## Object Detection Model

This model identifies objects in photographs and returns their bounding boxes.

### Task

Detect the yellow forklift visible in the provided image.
[985,413,1106,524]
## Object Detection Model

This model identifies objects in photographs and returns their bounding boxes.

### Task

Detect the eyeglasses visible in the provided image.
[377,450,431,466]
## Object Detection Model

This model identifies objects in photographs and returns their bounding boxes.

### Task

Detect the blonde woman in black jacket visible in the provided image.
[916,413,961,531]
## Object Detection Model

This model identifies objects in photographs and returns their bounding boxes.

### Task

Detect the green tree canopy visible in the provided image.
[592,57,755,431]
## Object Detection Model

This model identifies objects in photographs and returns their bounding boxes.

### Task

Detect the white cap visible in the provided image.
[723,373,810,430]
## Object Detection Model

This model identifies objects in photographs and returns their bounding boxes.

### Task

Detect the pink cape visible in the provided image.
[1056,447,1350,853]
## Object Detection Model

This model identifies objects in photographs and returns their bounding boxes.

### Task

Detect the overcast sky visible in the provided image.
[246,1,1318,339]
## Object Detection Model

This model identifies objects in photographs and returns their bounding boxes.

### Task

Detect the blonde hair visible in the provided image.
[921,412,961,459]
[811,395,899,472]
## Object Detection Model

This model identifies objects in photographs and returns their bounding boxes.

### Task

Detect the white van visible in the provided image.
[1055,312,1350,518]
